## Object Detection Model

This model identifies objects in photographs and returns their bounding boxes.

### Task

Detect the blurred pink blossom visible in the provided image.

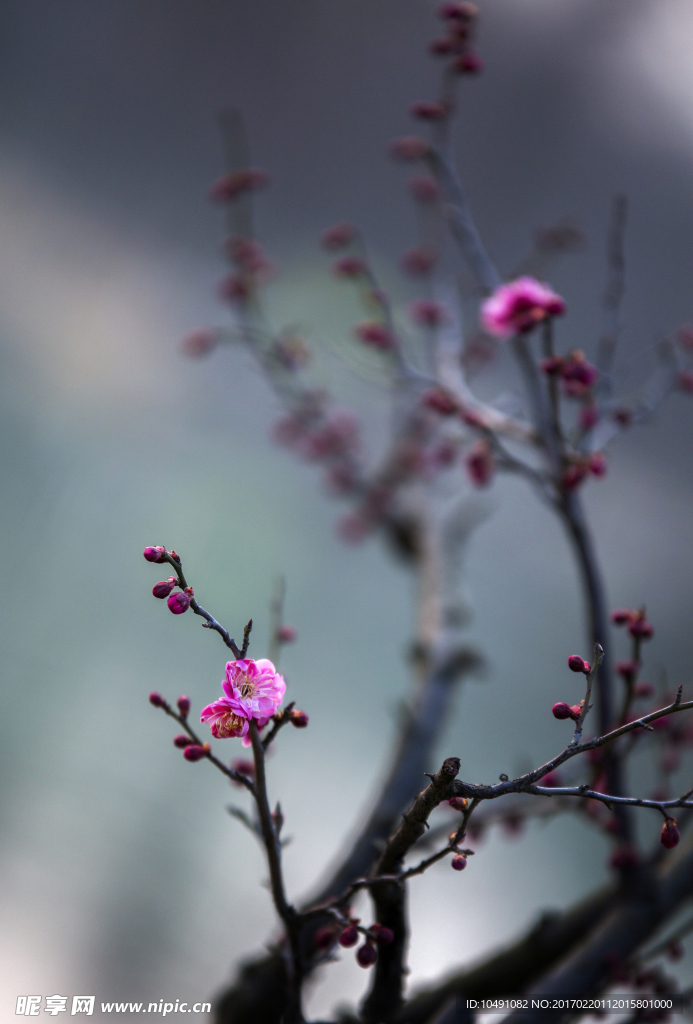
[480,277,566,338]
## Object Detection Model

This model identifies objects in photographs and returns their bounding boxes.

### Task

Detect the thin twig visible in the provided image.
[162,551,250,659]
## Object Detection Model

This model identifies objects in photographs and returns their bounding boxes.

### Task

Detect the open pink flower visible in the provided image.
[480,277,566,338]
[200,658,285,740]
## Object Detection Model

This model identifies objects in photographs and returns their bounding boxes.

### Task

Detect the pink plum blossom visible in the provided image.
[200,658,286,741]
[480,277,566,338]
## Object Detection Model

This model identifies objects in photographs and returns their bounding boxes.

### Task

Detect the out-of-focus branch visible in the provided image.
[502,833,693,1024]
[428,149,502,295]
[396,885,619,1023]
[597,194,628,390]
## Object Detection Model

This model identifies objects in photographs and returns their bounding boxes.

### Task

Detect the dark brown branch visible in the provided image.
[502,834,693,1024]
[262,702,296,751]
[361,758,462,1024]
[247,720,304,1024]
[396,884,619,1023]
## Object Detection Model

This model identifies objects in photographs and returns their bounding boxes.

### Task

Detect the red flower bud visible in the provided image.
[677,370,693,393]
[552,702,581,722]
[143,546,167,563]
[231,758,255,777]
[290,709,309,728]
[332,256,368,279]
[313,925,337,950]
[320,222,357,250]
[438,1,478,19]
[410,101,449,122]
[661,819,680,849]
[453,51,483,74]
[401,245,437,277]
[589,452,607,477]
[449,796,468,811]
[629,618,654,640]
[356,941,378,967]
[168,592,191,615]
[338,925,359,948]
[149,692,165,708]
[568,655,590,674]
[539,356,564,375]
[389,136,430,161]
[277,625,297,643]
[562,464,588,490]
[354,322,396,351]
[422,388,459,415]
[616,660,639,680]
[183,744,207,762]
[429,37,456,56]
[610,845,640,870]
[451,854,467,871]
[374,925,394,945]
[409,174,440,203]
[209,168,269,203]
[177,695,191,719]
[173,734,193,748]
[152,579,177,599]
[610,608,634,626]
[634,680,654,698]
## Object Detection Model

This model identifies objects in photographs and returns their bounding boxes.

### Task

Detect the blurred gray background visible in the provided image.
[2,0,693,1018]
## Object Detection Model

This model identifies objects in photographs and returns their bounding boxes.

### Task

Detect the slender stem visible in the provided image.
[163,551,251,658]
[158,701,255,793]
[248,720,304,1023]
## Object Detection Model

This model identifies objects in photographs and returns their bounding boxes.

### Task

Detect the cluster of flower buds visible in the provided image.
[427,3,482,75]
[540,350,599,400]
[313,917,394,968]
[144,547,193,615]
[481,277,566,338]
[560,452,607,491]
[218,235,274,310]
[610,607,654,640]
[209,168,269,203]
[552,701,583,722]
[148,692,212,762]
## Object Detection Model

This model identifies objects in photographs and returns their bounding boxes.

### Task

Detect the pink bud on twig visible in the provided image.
[338,925,359,948]
[552,702,581,722]
[451,854,467,870]
[152,579,177,599]
[389,136,430,161]
[173,734,193,748]
[313,926,337,951]
[290,709,309,729]
[661,819,680,849]
[149,692,165,708]
[177,695,191,719]
[277,625,297,644]
[143,546,167,563]
[168,592,191,615]
[183,744,207,762]
[356,941,378,967]
[568,655,591,674]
